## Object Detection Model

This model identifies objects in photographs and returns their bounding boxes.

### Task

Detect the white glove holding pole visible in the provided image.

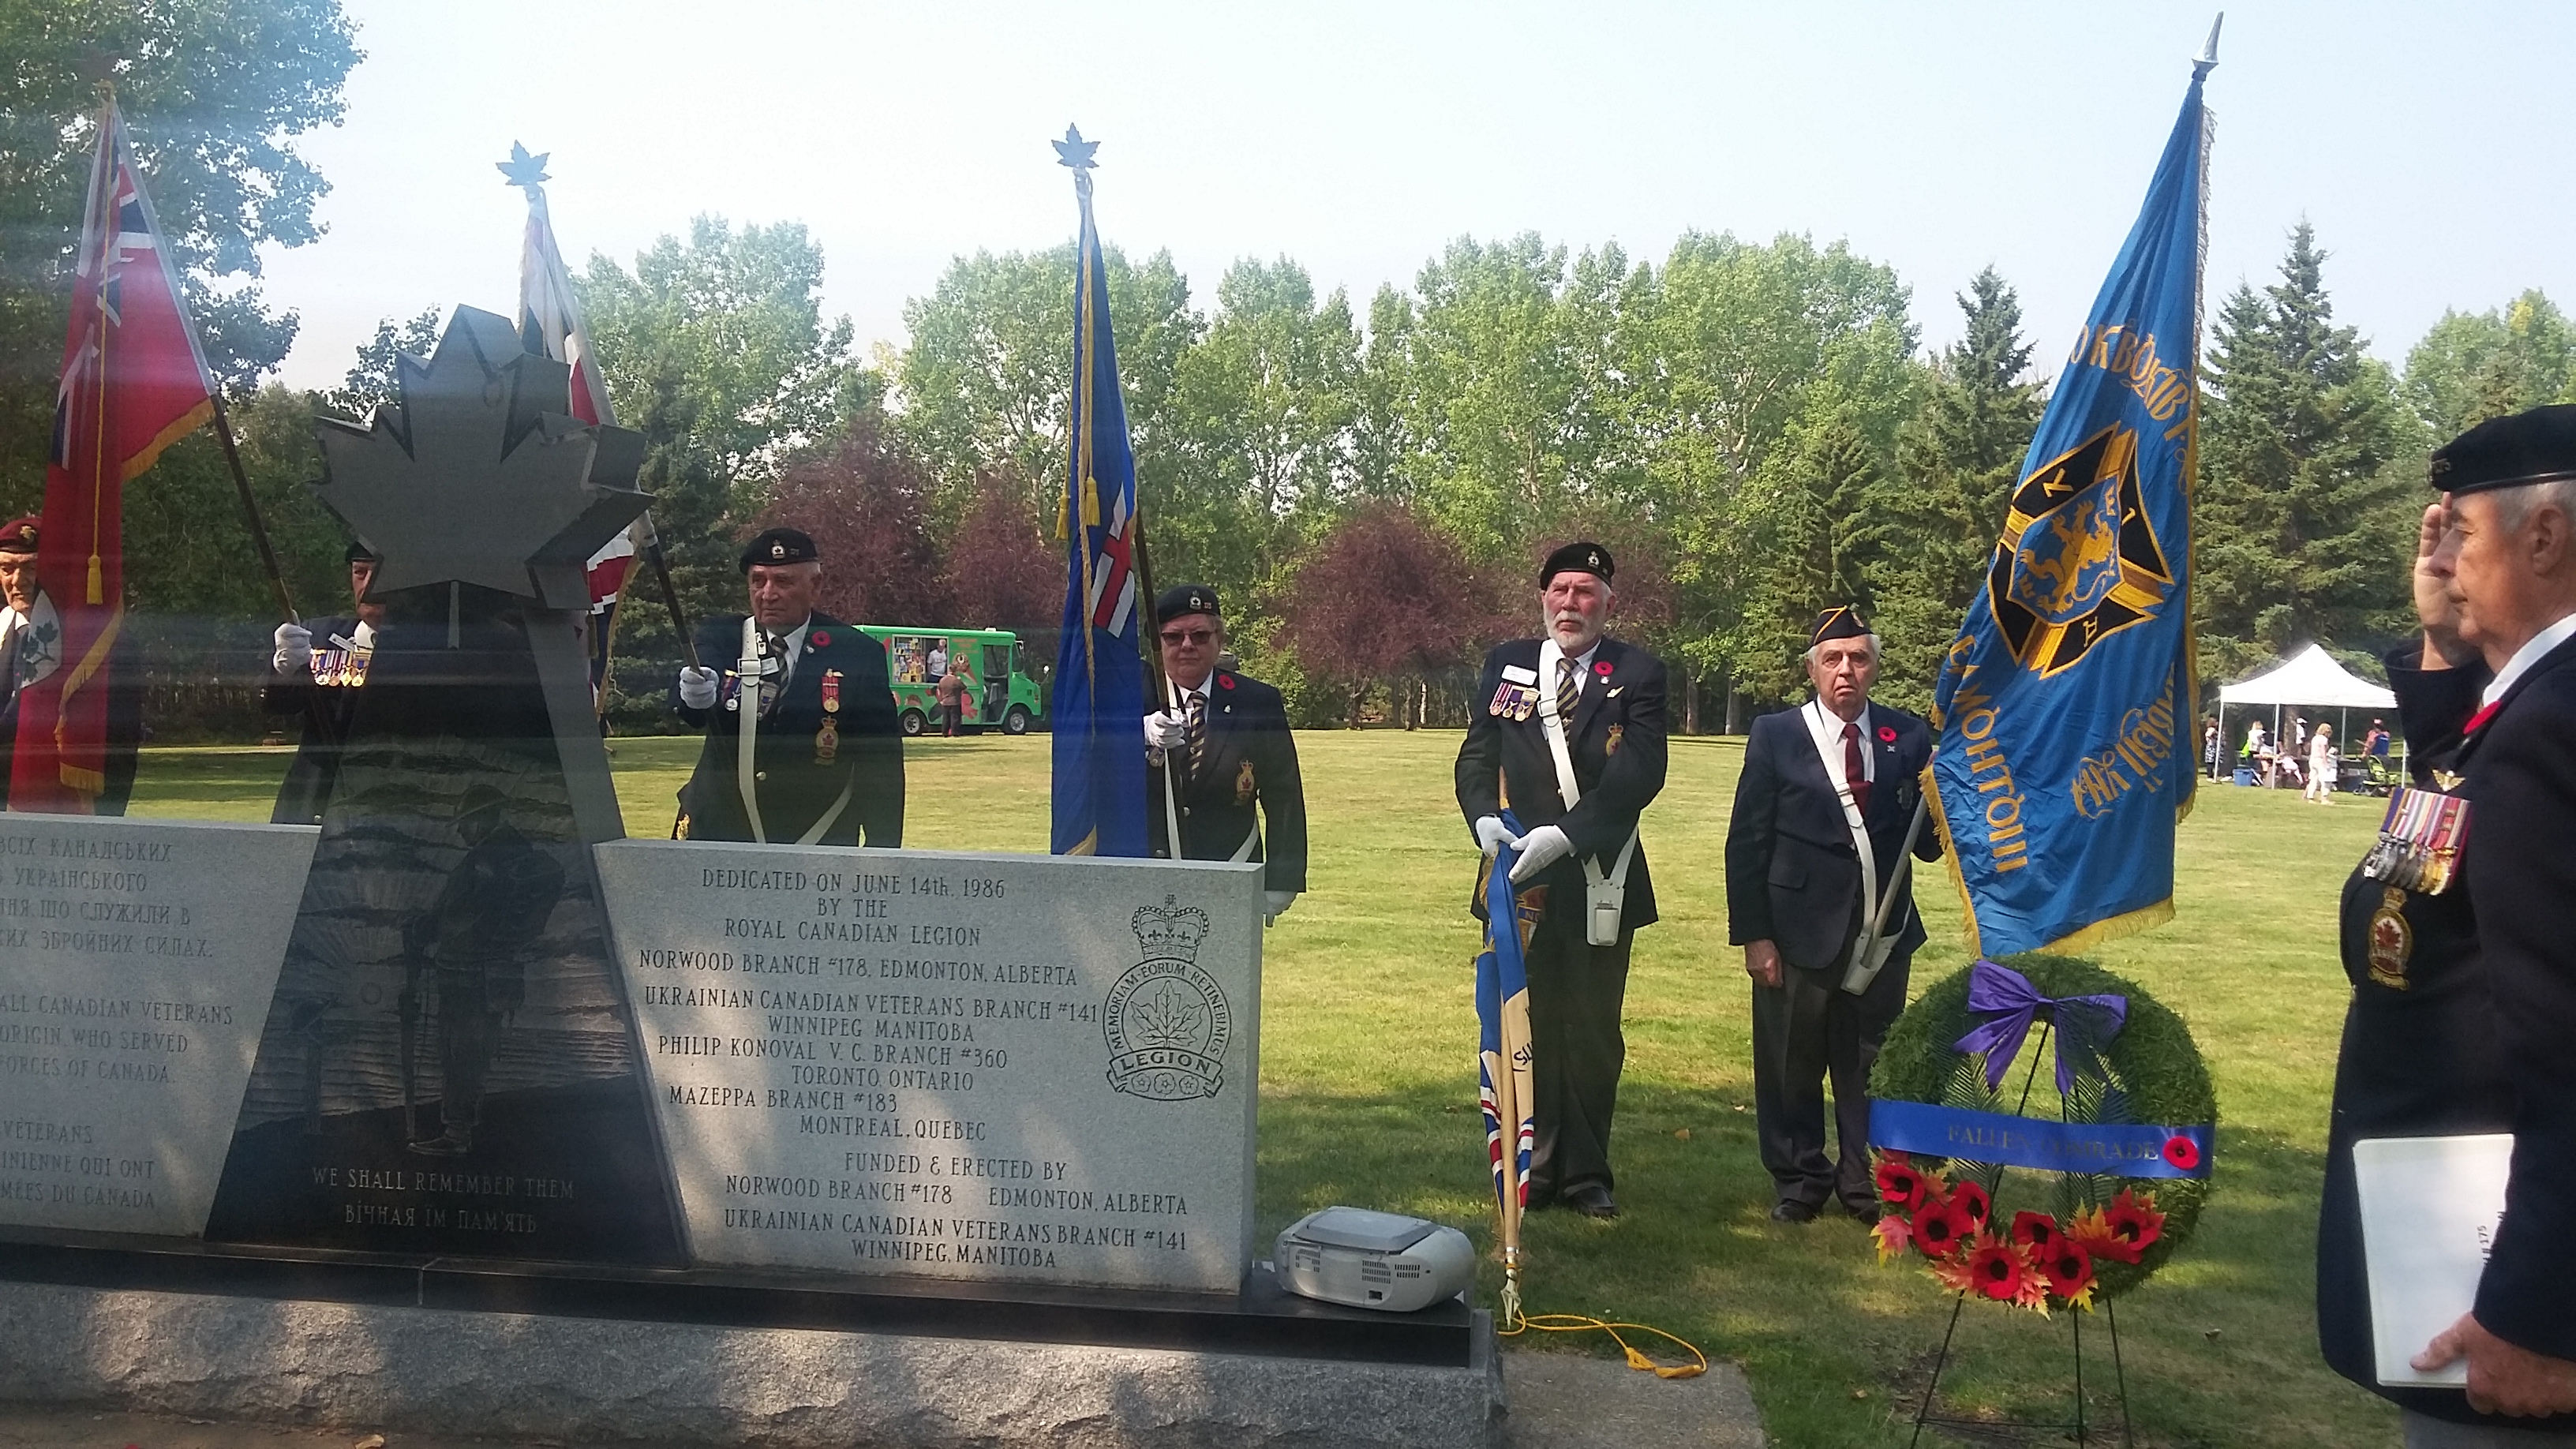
[1507,824,1573,883]
[272,622,313,676]
[1264,889,1297,924]
[678,665,720,710]
[1473,815,1518,857]
[1142,710,1187,750]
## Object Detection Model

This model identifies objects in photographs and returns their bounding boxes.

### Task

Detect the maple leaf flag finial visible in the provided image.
[1053,125,1099,173]
[497,140,550,189]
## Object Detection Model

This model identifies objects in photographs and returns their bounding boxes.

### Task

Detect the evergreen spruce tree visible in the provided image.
[2197,224,2412,675]
[1868,268,2046,710]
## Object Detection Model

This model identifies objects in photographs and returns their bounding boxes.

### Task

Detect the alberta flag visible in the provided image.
[1049,133,1149,857]
[1928,62,2211,958]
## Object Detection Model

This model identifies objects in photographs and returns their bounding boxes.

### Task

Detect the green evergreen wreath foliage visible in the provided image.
[1870,953,2218,1298]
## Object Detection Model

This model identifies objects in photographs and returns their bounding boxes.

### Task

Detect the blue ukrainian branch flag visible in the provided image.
[1050,172,1149,858]
[1929,67,2211,958]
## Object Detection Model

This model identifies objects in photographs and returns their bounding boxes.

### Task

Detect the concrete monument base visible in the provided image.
[0,1279,1504,1448]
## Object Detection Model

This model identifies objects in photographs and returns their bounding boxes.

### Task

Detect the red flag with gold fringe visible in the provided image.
[11,99,215,811]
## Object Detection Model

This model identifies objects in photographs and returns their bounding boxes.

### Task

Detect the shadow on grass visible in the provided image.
[1259,1085,2394,1449]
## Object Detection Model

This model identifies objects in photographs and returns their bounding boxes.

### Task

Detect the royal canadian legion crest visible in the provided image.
[1985,422,2174,678]
[1103,898,1231,1102]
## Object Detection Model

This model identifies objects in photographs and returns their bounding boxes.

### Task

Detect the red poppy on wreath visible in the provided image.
[2042,1240,2097,1307]
[2162,1135,2201,1171]
[811,630,830,648]
[1875,1156,1934,1212]
[1911,1195,1970,1259]
[2009,1210,2061,1253]
[1593,660,1614,676]
[1960,1233,2037,1303]
[1948,1178,1992,1232]
[2069,1188,2165,1265]
[1877,724,1898,743]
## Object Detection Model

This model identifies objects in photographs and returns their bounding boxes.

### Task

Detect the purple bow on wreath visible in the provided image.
[1952,960,2128,1095]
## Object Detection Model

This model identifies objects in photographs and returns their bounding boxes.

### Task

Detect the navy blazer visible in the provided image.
[2457,631,2576,1361]
[1724,699,1941,974]
[1147,670,1309,893]
[1454,636,1668,930]
[676,612,903,848]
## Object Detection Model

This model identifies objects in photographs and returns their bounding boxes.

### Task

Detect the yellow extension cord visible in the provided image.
[1498,1300,1709,1380]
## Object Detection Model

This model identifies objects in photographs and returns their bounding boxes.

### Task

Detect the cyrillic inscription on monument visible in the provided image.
[0,818,316,1237]
[595,843,1260,1292]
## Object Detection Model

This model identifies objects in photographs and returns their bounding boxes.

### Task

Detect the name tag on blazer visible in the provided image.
[1500,664,1537,684]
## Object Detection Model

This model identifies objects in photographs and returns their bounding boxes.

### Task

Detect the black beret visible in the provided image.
[1810,605,1871,646]
[1155,583,1220,621]
[1538,541,1614,587]
[0,515,36,555]
[739,527,819,572]
[2429,404,2576,495]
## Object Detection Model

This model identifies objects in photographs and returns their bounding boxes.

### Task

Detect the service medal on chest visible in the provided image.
[816,669,843,763]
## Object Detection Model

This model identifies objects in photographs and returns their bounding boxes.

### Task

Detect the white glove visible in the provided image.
[678,665,719,710]
[1142,710,1187,750]
[272,622,313,675]
[1472,815,1518,856]
[1264,889,1297,924]
[1507,824,1574,883]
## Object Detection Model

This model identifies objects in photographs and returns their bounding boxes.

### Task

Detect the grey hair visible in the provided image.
[1805,633,1882,668]
[2491,477,2576,534]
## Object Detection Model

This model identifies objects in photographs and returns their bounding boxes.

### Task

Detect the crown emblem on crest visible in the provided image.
[1133,897,1208,960]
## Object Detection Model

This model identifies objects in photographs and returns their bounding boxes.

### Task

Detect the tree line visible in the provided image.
[3,3,2569,736]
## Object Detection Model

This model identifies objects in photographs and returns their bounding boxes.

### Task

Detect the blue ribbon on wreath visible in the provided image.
[1952,959,2128,1095]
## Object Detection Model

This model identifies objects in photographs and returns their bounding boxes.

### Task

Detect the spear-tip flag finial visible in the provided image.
[2196,13,2223,76]
[497,140,551,189]
[1053,125,1099,174]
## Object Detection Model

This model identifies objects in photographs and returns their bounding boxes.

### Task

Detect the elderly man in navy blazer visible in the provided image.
[1455,541,1668,1220]
[1724,607,1941,1224]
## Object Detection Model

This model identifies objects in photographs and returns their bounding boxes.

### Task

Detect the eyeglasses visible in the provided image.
[1159,628,1216,646]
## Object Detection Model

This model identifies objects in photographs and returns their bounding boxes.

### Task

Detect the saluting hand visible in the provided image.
[2417,499,2477,669]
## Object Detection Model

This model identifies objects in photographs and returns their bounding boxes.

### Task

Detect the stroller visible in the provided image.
[2359,754,2403,798]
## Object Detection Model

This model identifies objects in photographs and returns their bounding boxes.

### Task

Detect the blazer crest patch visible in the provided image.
[1235,758,1256,806]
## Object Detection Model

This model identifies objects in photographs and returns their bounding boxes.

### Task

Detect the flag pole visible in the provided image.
[647,537,698,672]
[208,395,298,624]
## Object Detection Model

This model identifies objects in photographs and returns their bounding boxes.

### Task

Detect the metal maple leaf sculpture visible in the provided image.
[313,305,648,609]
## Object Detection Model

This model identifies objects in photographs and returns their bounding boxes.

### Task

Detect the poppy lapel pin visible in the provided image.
[1219,674,1236,691]
[1878,724,1898,746]
[811,630,830,649]
[1593,660,1614,678]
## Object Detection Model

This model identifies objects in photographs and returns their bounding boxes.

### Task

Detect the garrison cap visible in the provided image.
[2428,404,2576,496]
[1538,540,1614,588]
[346,539,381,564]
[1155,583,1220,621]
[1810,605,1872,646]
[0,516,36,555]
[739,526,819,572]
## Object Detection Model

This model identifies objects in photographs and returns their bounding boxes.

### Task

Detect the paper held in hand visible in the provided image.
[2353,1133,2514,1387]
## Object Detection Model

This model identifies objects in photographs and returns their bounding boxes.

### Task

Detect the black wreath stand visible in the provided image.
[1907,1018,2136,1447]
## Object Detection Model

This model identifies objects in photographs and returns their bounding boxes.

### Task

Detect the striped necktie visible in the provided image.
[1185,693,1208,781]
[1556,657,1580,724]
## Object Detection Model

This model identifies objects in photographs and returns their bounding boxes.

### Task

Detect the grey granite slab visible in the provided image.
[593,841,1262,1294]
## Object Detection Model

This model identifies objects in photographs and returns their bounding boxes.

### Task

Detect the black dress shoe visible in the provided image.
[1769,1199,1821,1223]
[1844,1201,1882,1225]
[1563,1183,1620,1219]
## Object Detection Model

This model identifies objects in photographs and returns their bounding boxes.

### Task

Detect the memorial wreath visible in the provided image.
[1865,954,2215,1315]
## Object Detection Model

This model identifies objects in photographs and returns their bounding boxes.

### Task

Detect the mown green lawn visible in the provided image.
[128,730,2391,1447]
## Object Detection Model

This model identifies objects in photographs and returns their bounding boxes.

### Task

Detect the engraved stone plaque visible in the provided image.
[595,842,1260,1293]
[0,818,316,1237]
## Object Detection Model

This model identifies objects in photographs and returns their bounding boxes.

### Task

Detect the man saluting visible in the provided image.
[674,528,902,846]
[1455,542,1668,1220]
[1140,584,1307,924]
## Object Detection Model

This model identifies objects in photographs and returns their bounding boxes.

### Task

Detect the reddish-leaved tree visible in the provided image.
[1282,504,1507,727]
[756,416,952,627]
[940,476,1060,633]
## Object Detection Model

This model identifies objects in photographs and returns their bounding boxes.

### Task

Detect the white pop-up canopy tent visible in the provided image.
[2214,643,2398,777]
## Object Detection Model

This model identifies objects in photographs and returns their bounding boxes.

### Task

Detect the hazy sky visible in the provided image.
[258,1,2574,391]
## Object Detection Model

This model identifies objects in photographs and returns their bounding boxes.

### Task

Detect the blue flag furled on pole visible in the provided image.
[1049,127,1149,858]
[1928,61,2213,959]
[1474,813,1539,1321]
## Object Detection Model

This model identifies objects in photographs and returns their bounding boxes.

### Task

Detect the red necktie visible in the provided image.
[1843,720,1871,814]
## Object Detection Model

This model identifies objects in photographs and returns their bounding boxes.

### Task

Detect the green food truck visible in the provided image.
[864,625,1045,736]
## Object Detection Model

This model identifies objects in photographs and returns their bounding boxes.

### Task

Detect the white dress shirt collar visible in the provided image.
[1804,696,1876,784]
[2483,610,2576,707]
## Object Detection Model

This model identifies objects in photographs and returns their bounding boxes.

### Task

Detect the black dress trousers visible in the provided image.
[1751,949,1912,1212]
[1522,908,1633,1201]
